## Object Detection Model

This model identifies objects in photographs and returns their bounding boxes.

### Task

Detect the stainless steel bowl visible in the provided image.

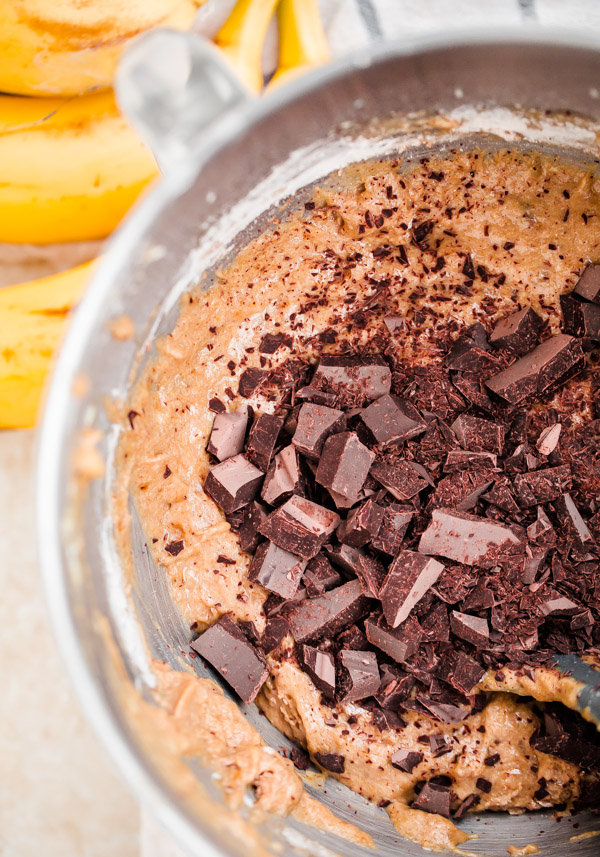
[38,28,600,857]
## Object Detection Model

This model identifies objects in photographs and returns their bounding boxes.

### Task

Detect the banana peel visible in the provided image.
[214,0,279,94]
[268,0,330,90]
[0,260,94,428]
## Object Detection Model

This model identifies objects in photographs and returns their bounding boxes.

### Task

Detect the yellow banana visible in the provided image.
[0,0,202,97]
[268,0,330,90]
[214,0,279,94]
[0,260,94,428]
[0,89,158,244]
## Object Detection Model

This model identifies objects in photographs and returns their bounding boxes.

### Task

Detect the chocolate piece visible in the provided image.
[336,498,384,547]
[191,615,268,704]
[555,492,594,550]
[513,464,572,507]
[450,611,490,648]
[360,394,427,446]
[314,752,345,774]
[485,334,584,405]
[365,613,421,663]
[391,749,423,773]
[237,500,268,553]
[324,542,364,576]
[527,505,556,546]
[536,423,562,456]
[238,368,267,398]
[204,454,264,514]
[489,306,543,355]
[207,406,249,461]
[484,753,501,767]
[429,469,495,512]
[438,651,485,694]
[337,649,380,702]
[295,386,338,407]
[246,413,284,472]
[376,664,415,707]
[373,707,405,731]
[418,508,521,565]
[421,603,450,642]
[299,644,336,698]
[573,263,600,304]
[248,541,307,599]
[430,735,452,757]
[540,594,579,617]
[312,355,391,405]
[419,699,470,723]
[316,431,375,505]
[370,460,429,500]
[165,539,184,557]
[412,782,451,818]
[443,450,498,472]
[354,552,387,598]
[371,504,413,555]
[482,477,520,515]
[292,402,346,459]
[476,777,492,793]
[445,323,490,371]
[259,496,339,560]
[522,545,548,584]
[561,293,600,341]
[379,551,445,627]
[453,795,480,820]
[208,397,225,414]
[260,617,290,653]
[452,371,495,412]
[287,579,372,642]
[303,554,342,597]
[289,747,311,770]
[451,413,505,455]
[259,332,291,353]
[261,445,302,505]
[337,625,370,650]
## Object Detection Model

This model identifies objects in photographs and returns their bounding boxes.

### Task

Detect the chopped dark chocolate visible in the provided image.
[337,649,380,702]
[437,651,485,694]
[354,551,387,598]
[260,616,290,653]
[485,334,585,405]
[444,450,498,472]
[204,454,264,514]
[476,777,492,793]
[336,498,384,547]
[450,611,490,648]
[248,541,307,599]
[365,612,421,663]
[292,402,346,459]
[373,707,405,731]
[191,615,268,704]
[513,464,572,507]
[316,431,375,505]
[391,749,423,773]
[561,293,600,341]
[451,413,505,455]
[536,423,562,456]
[312,355,392,405]
[245,413,284,472]
[289,747,311,770]
[554,492,594,550]
[489,306,543,355]
[237,500,268,553]
[370,459,429,500]
[299,644,336,698]
[303,554,342,597]
[261,445,303,505]
[259,495,339,559]
[376,664,415,707]
[573,263,600,304]
[360,394,427,446]
[207,405,249,461]
[287,579,372,642]
[238,367,267,398]
[314,752,345,773]
[379,551,445,627]
[429,469,495,512]
[371,504,413,555]
[453,795,480,820]
[411,782,451,818]
[445,323,490,371]
[418,508,521,565]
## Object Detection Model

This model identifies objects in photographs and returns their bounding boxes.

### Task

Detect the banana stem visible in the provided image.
[268,0,330,90]
[214,0,279,94]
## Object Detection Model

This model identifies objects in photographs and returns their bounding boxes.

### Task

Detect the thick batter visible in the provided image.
[116,148,600,849]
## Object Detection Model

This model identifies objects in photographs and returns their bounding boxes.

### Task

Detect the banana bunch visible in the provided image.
[1,0,330,429]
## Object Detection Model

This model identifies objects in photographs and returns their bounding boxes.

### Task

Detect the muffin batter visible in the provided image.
[116,147,600,849]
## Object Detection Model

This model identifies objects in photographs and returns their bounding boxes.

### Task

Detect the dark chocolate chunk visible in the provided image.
[248,541,307,598]
[208,397,225,414]
[443,450,498,472]
[561,293,600,341]
[337,649,380,702]
[338,625,370,650]
[481,477,520,515]
[259,332,291,353]
[527,505,557,546]
[299,644,336,698]
[204,454,264,514]
[303,554,342,597]
[316,431,375,505]
[451,413,505,455]
[371,504,413,555]
[354,551,387,598]
[438,651,485,694]
[207,406,249,461]
[419,698,470,723]
[429,735,452,757]
[287,579,372,642]
[292,402,346,459]
[324,542,364,576]
[445,323,490,371]
[360,394,427,446]
[450,611,490,648]
[260,616,290,653]
[336,498,384,547]
[261,445,303,505]
[370,460,429,500]
[412,782,451,818]
[484,753,500,767]
[453,795,480,820]
[373,707,405,731]
[246,413,284,472]
[421,603,450,643]
[536,423,562,456]
[489,306,543,355]
[376,664,415,708]
[314,752,345,773]
[237,500,268,552]
[391,749,423,773]
[429,469,495,512]
[540,594,579,617]
[238,367,267,398]
[418,508,521,565]
[312,355,391,405]
[191,615,268,704]
[259,495,339,559]
[573,263,600,304]
[554,492,594,550]
[513,464,572,507]
[485,334,585,405]
[165,539,184,557]
[476,777,492,793]
[365,612,421,663]
[290,747,311,770]
[379,551,445,627]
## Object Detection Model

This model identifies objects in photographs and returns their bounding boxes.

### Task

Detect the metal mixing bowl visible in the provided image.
[38,28,600,857]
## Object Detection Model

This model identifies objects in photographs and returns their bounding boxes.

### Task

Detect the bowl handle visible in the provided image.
[116,29,252,175]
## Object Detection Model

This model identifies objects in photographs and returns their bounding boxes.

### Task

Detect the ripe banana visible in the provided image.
[0,260,94,428]
[268,0,330,90]
[0,89,158,244]
[214,0,279,94]
[0,0,202,97]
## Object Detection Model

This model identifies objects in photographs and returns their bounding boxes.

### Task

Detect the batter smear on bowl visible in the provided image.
[116,147,600,850]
